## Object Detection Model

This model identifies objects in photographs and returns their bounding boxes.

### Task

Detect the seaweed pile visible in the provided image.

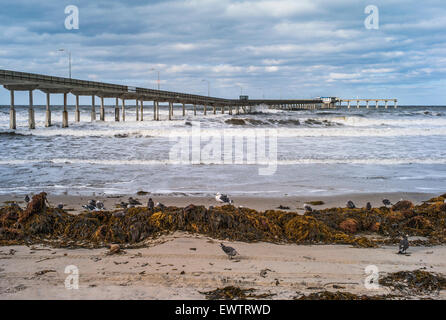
[200,286,275,300]
[1,193,446,248]
[295,291,400,300]
[379,269,446,295]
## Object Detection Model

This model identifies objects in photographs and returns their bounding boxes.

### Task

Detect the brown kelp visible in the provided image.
[200,286,275,300]
[379,269,446,295]
[1,193,446,248]
[295,291,401,300]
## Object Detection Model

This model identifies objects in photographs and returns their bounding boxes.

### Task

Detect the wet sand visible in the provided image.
[0,192,436,214]
[1,232,445,300]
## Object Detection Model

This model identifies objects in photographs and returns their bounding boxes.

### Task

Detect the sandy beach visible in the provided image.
[1,231,445,300]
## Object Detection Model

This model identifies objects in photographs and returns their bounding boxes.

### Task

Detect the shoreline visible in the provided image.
[0,192,436,214]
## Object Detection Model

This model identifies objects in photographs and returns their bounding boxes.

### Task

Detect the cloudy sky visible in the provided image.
[0,0,445,105]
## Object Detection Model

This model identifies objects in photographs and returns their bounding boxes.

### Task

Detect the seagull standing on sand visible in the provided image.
[220,243,238,260]
[347,201,356,209]
[383,199,392,207]
[215,193,233,204]
[398,235,409,254]
[303,204,313,212]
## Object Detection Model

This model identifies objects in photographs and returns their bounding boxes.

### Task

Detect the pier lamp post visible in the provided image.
[150,68,161,90]
[58,49,71,78]
[202,79,210,97]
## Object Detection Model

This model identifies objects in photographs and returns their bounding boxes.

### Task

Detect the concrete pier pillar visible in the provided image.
[9,90,16,130]
[385,100,388,109]
[376,101,379,109]
[153,101,157,120]
[100,97,105,121]
[366,100,369,109]
[169,102,173,120]
[122,99,126,122]
[45,93,51,127]
[75,95,80,122]
[135,99,139,121]
[115,98,120,121]
[156,101,160,121]
[236,106,240,115]
[229,106,233,115]
[193,104,197,116]
[91,95,96,122]
[221,106,224,114]
[62,92,69,128]
[140,100,144,121]
[204,105,207,115]
[394,100,398,109]
[213,106,216,114]
[357,100,360,109]
[28,90,35,129]
[182,103,186,117]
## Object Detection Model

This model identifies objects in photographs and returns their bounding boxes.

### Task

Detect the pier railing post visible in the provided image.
[115,98,120,121]
[75,95,80,122]
[62,92,69,128]
[91,95,96,122]
[9,90,16,130]
[29,90,35,129]
[45,93,51,127]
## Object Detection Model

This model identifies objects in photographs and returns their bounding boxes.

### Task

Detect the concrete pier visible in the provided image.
[75,95,80,122]
[182,103,186,116]
[115,98,120,121]
[28,90,35,129]
[100,97,105,121]
[193,104,196,116]
[153,101,157,120]
[229,105,233,115]
[221,106,224,114]
[156,101,160,121]
[136,99,139,121]
[122,99,126,122]
[62,92,68,128]
[45,93,51,127]
[9,90,16,130]
[204,105,207,115]
[213,106,216,114]
[91,95,96,122]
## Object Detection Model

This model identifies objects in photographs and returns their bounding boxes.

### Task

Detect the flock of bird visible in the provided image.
[21,193,416,257]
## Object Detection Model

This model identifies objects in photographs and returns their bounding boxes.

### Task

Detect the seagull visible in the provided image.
[347,200,356,209]
[88,200,97,207]
[128,197,142,206]
[82,204,96,211]
[303,204,313,212]
[366,202,372,211]
[57,203,64,210]
[95,201,105,210]
[382,199,392,207]
[147,198,154,211]
[220,243,238,259]
[398,235,409,254]
[155,202,166,211]
[215,193,233,204]
[24,195,30,203]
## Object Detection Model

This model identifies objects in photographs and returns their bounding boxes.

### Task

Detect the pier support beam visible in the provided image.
[115,98,120,121]
[91,95,96,122]
[100,97,105,121]
[356,100,360,109]
[221,106,224,114]
[75,95,80,122]
[156,101,160,121]
[204,105,207,116]
[153,101,157,120]
[182,103,186,117]
[236,106,240,115]
[229,105,233,115]
[193,104,196,116]
[394,100,398,109]
[135,99,139,121]
[385,100,388,109]
[122,99,126,121]
[9,90,16,130]
[376,100,379,109]
[28,90,35,129]
[62,92,68,128]
[45,93,51,127]
[213,106,216,114]
[366,100,369,109]
[140,100,144,121]
[169,102,173,120]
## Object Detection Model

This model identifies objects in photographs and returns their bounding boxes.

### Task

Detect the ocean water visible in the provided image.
[0,104,445,197]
